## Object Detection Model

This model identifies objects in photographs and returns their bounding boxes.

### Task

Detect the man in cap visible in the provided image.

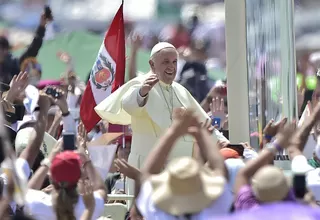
[95,42,226,194]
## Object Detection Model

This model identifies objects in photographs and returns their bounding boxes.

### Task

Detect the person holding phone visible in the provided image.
[0,7,52,85]
[43,86,76,150]
[209,97,227,130]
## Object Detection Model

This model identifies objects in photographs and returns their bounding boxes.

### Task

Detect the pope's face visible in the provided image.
[149,48,178,84]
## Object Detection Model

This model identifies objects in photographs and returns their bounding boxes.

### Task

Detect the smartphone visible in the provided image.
[212,118,221,128]
[44,5,53,21]
[226,144,245,156]
[293,174,306,199]
[63,133,75,151]
[45,87,61,99]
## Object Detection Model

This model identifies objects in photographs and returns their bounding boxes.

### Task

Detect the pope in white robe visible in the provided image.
[95,42,226,194]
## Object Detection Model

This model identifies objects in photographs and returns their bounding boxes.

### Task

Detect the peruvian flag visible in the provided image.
[80,2,125,132]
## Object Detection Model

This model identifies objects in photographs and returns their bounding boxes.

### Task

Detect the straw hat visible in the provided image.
[149,157,225,216]
[251,165,290,203]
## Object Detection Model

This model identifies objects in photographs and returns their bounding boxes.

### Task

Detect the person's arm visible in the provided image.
[200,95,211,113]
[195,127,227,178]
[114,159,141,181]
[128,35,142,81]
[80,188,95,220]
[141,127,180,178]
[83,160,107,201]
[140,109,201,196]
[78,123,107,201]
[234,121,296,194]
[121,74,158,117]
[122,85,147,116]
[47,111,62,137]
[55,87,76,134]
[18,14,47,65]
[19,93,51,168]
[28,140,62,190]
[288,103,320,159]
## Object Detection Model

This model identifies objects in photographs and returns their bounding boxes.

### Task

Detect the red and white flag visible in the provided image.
[80,2,125,132]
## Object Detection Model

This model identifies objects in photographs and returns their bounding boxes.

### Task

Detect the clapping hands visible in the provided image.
[172,108,202,137]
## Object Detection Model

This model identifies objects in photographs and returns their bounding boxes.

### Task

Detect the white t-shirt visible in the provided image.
[24,189,105,220]
[136,180,232,220]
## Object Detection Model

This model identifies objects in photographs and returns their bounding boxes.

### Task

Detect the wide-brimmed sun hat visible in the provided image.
[149,157,225,216]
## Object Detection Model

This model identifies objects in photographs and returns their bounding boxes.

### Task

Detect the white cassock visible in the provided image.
[95,72,227,195]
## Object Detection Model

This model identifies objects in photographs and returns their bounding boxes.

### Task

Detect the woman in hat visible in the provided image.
[25,124,107,220]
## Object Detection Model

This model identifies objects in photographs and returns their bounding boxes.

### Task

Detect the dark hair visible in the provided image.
[53,185,79,220]
[0,36,9,50]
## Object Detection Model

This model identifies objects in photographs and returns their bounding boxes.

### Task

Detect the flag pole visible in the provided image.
[121,0,125,149]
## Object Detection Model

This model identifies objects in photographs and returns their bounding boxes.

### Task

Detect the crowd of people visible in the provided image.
[2,6,320,220]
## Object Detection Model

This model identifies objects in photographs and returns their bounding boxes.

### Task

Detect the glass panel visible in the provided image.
[245,0,296,149]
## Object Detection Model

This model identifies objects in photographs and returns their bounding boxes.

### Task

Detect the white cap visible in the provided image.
[150,42,176,58]
[15,127,57,157]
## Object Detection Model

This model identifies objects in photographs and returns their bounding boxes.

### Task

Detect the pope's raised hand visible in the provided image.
[139,74,159,97]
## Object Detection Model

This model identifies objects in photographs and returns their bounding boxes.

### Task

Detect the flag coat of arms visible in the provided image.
[80,2,125,132]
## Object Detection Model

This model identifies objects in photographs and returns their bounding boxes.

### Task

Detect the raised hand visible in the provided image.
[78,122,87,149]
[48,139,63,162]
[40,6,53,27]
[57,51,72,64]
[209,97,227,129]
[78,179,95,210]
[44,86,68,114]
[275,120,297,148]
[77,122,90,162]
[6,72,28,103]
[207,82,227,99]
[263,118,288,138]
[114,158,140,180]
[172,108,200,136]
[139,74,159,97]
[131,34,143,50]
[172,107,186,121]
[38,90,54,110]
